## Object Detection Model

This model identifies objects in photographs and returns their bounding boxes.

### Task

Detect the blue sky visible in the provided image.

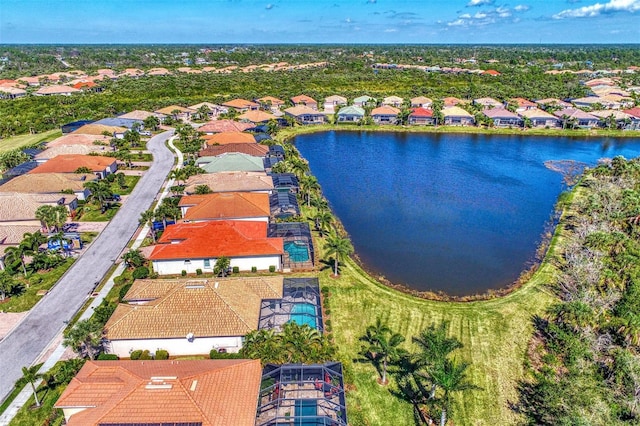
[1,0,639,44]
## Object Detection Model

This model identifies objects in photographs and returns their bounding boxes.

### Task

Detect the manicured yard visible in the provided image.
[109,175,140,195]
[0,129,62,153]
[0,258,75,313]
[77,203,121,222]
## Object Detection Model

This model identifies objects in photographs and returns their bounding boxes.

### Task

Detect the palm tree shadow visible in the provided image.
[319,257,345,274]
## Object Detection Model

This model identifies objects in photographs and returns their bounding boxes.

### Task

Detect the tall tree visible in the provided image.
[360,318,407,385]
[323,233,354,276]
[21,366,43,407]
[63,319,104,360]
[429,359,480,426]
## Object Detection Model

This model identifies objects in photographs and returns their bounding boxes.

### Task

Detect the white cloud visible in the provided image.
[265,3,273,9]
[514,4,530,11]
[467,0,494,6]
[345,17,352,23]
[474,12,487,18]
[553,0,640,18]
[447,19,466,26]
[460,13,472,18]
[384,28,398,32]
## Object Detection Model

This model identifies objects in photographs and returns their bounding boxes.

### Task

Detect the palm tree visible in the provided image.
[0,271,16,301]
[360,318,406,385]
[21,366,43,407]
[429,359,480,426]
[323,233,354,276]
[21,231,46,253]
[194,184,212,195]
[214,256,230,277]
[139,209,156,242]
[63,319,103,360]
[312,210,334,237]
[35,205,56,233]
[123,249,146,269]
[4,245,29,277]
[300,175,320,207]
[169,167,187,185]
[85,181,113,210]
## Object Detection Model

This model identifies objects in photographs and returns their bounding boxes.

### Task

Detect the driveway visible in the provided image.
[0,130,175,403]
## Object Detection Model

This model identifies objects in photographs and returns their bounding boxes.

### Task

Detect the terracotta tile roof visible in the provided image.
[0,173,96,194]
[443,96,463,106]
[147,67,172,76]
[221,98,259,109]
[371,106,400,116]
[46,134,111,147]
[105,276,283,340]
[624,107,640,119]
[120,68,145,77]
[203,132,256,145]
[180,192,270,221]
[29,154,116,174]
[54,359,262,426]
[238,110,276,123]
[35,85,80,95]
[149,220,284,260]
[184,172,274,194]
[409,107,433,118]
[0,86,26,96]
[199,120,253,134]
[483,69,501,76]
[72,124,127,136]
[511,97,537,108]
[0,192,76,222]
[149,220,283,261]
[199,143,269,158]
[257,96,285,106]
[35,144,111,160]
[291,95,317,105]
[72,81,97,89]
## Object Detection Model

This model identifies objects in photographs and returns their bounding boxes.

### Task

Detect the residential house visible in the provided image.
[118,109,166,122]
[0,86,26,99]
[269,191,300,219]
[482,109,523,127]
[54,359,262,426]
[284,105,326,125]
[35,85,80,96]
[473,97,504,109]
[323,95,347,113]
[443,96,463,107]
[510,97,537,112]
[202,131,256,146]
[410,96,433,108]
[553,108,600,129]
[0,224,42,270]
[29,154,117,178]
[179,192,271,223]
[147,67,172,76]
[196,153,265,173]
[408,107,435,125]
[0,173,97,201]
[270,173,300,193]
[221,98,260,112]
[371,106,400,125]
[188,102,228,119]
[148,221,284,275]
[72,123,127,138]
[93,117,142,130]
[17,76,41,86]
[598,94,634,109]
[154,105,195,121]
[590,110,639,130]
[623,108,640,130]
[336,106,365,123]
[198,119,253,134]
[381,96,404,108]
[352,95,376,107]
[517,108,561,128]
[119,68,145,78]
[184,172,274,195]
[290,95,318,110]
[45,133,111,148]
[535,98,571,110]
[104,277,284,356]
[238,110,276,124]
[0,192,77,226]
[34,144,111,163]
[442,106,475,126]
[571,96,608,109]
[482,69,501,76]
[199,143,269,158]
[257,96,285,113]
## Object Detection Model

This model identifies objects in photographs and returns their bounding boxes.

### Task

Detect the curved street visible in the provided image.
[0,130,175,402]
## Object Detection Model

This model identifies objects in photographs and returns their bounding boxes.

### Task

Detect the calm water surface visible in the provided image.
[295,131,640,296]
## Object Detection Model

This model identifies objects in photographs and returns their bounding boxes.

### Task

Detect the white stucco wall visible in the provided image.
[152,255,281,275]
[107,336,244,358]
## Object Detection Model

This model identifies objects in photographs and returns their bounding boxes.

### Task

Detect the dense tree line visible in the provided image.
[519,157,640,424]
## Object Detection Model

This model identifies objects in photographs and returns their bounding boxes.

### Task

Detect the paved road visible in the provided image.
[0,130,174,402]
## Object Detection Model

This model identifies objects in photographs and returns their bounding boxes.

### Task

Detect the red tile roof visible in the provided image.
[624,107,640,119]
[409,107,434,118]
[54,359,262,426]
[180,192,270,221]
[149,221,283,260]
[483,69,501,76]
[29,154,116,174]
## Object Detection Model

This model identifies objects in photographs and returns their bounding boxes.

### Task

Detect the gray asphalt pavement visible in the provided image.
[0,130,174,402]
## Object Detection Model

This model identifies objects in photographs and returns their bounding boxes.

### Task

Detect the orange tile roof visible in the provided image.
[180,192,270,221]
[257,96,285,106]
[198,120,253,134]
[105,276,283,339]
[443,96,463,106]
[238,110,276,123]
[199,143,269,158]
[291,94,317,105]
[203,131,256,146]
[511,97,536,107]
[149,220,283,260]
[221,98,259,109]
[28,154,116,174]
[371,106,400,115]
[54,359,262,426]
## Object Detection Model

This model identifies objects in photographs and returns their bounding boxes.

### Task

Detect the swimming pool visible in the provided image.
[294,399,317,426]
[284,241,310,263]
[289,303,317,329]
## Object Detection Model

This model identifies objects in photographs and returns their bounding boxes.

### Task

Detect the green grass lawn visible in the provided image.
[0,259,75,313]
[77,203,120,222]
[109,175,140,195]
[0,129,62,153]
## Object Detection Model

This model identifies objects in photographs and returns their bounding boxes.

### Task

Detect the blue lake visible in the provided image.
[295,131,640,296]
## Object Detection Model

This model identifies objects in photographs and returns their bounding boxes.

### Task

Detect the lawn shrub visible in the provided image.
[181,270,187,276]
[232,266,239,274]
[130,350,143,360]
[155,349,169,360]
[97,353,119,360]
[269,265,276,272]
[196,268,202,275]
[139,350,153,360]
[209,350,244,359]
[132,266,149,279]
[251,266,257,273]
